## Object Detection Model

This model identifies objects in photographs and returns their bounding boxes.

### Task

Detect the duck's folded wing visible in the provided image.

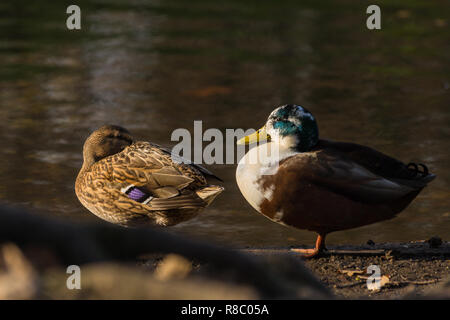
[155,143,223,182]
[317,139,435,183]
[304,152,421,203]
[100,142,207,211]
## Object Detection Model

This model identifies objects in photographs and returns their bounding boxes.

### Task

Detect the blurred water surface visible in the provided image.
[0,0,448,246]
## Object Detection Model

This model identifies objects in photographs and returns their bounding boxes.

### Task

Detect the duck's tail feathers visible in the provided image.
[403,163,436,186]
[421,173,436,184]
[196,185,224,206]
[393,172,436,189]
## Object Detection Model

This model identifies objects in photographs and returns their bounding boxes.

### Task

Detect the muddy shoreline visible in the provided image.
[241,240,449,299]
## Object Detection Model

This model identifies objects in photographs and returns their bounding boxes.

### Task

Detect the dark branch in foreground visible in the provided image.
[0,204,330,299]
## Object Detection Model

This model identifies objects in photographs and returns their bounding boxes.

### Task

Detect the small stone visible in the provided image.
[0,243,38,299]
[154,254,192,281]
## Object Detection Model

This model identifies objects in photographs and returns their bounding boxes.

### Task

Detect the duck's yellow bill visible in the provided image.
[236,125,271,145]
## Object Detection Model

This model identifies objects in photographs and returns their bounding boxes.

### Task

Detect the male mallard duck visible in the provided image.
[236,104,435,257]
[76,125,223,227]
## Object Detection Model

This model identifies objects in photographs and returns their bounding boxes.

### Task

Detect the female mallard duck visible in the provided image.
[236,104,435,257]
[76,125,223,227]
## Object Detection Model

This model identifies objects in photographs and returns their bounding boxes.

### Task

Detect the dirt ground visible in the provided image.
[136,238,449,299]
[244,239,450,299]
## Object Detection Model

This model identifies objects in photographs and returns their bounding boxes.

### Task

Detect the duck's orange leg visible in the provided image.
[291,234,327,258]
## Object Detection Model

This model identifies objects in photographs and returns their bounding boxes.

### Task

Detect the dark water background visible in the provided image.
[0,0,449,247]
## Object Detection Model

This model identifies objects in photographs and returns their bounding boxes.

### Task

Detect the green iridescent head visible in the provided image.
[265,104,319,152]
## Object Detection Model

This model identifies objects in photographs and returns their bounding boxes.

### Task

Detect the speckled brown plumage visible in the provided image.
[75,125,223,227]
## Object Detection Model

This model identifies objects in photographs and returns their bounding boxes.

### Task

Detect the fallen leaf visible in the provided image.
[367,275,390,291]
[339,269,365,277]
[380,275,390,287]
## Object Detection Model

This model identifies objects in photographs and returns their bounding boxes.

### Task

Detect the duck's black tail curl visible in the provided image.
[407,162,429,178]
